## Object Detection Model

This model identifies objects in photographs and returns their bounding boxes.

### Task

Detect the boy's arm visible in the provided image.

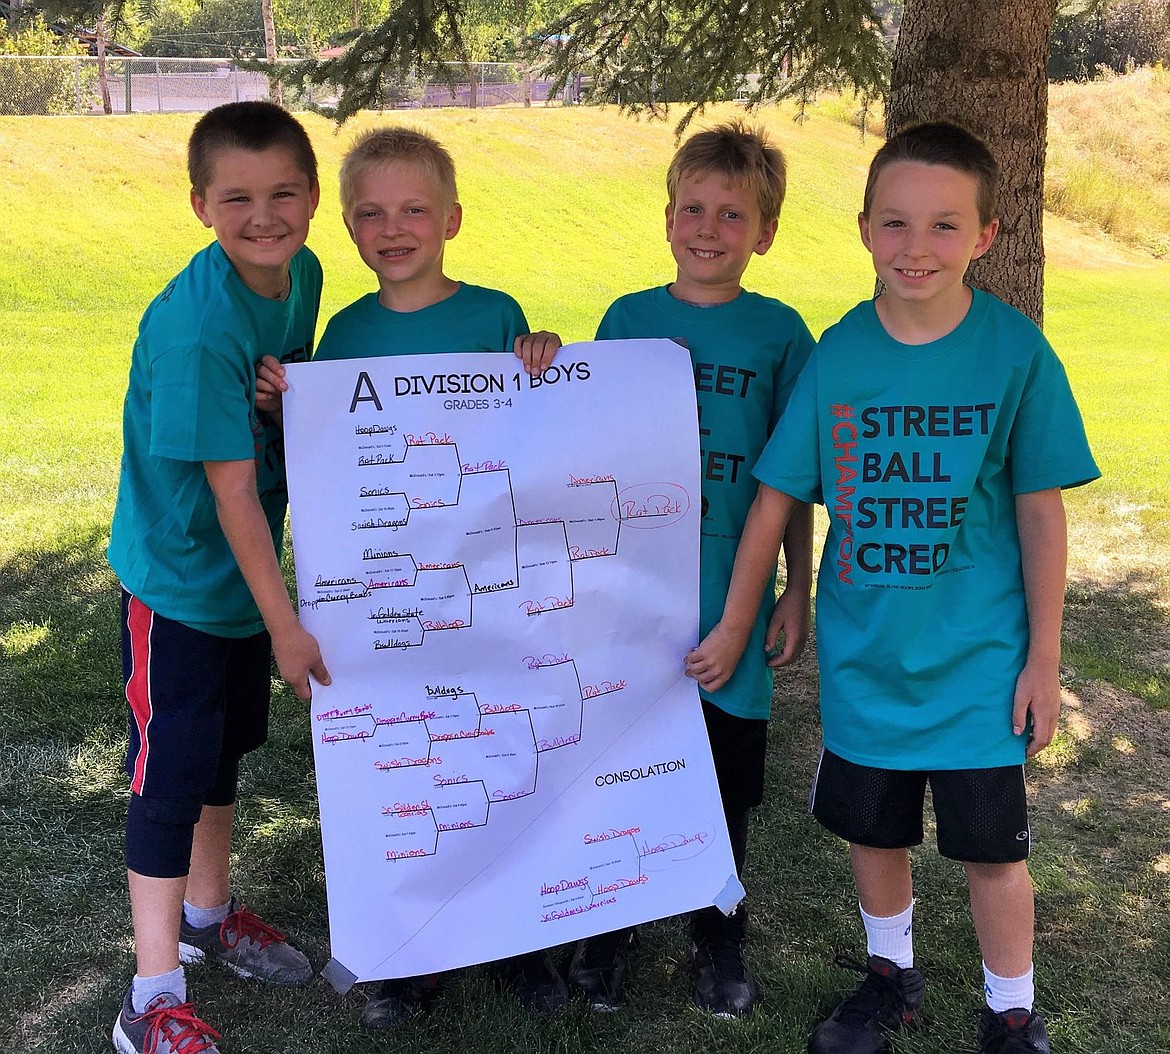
[766,500,813,668]
[204,459,331,701]
[685,484,798,692]
[1013,487,1067,757]
[514,332,562,376]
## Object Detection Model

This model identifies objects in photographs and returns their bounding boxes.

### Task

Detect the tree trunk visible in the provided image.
[262,0,283,105]
[519,18,532,108]
[887,0,1058,325]
[95,9,112,115]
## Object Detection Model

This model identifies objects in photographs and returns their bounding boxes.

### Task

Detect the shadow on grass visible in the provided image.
[0,531,129,1050]
[0,531,330,1051]
[0,538,1167,1052]
[1064,566,1170,708]
[0,527,123,737]
[1024,566,1170,1050]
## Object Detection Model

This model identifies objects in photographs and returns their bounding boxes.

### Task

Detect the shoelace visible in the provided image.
[977,1009,1041,1054]
[830,954,907,1028]
[140,1001,221,1054]
[219,904,286,950]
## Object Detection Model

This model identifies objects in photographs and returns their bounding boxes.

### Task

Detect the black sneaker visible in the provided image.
[691,906,758,1018]
[359,974,443,1031]
[497,950,569,1015]
[976,1007,1052,1053]
[567,928,635,1011]
[808,954,925,1054]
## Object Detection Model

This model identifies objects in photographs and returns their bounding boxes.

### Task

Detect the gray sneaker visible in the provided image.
[178,897,313,984]
[112,989,221,1054]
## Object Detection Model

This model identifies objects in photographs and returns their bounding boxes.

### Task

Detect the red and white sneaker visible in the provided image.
[112,989,221,1054]
[178,897,312,985]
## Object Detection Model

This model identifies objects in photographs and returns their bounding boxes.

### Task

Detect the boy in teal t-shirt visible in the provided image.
[691,122,1099,1054]
[566,121,815,1019]
[106,102,331,1054]
[258,125,562,1027]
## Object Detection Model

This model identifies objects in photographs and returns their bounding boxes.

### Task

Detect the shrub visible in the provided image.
[1050,0,1170,82]
[0,17,92,115]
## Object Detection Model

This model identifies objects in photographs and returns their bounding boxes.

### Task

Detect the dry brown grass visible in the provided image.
[808,69,1170,257]
[1047,65,1170,256]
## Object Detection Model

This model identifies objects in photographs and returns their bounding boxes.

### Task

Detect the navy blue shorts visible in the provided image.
[701,698,768,813]
[809,748,1031,864]
[121,589,270,824]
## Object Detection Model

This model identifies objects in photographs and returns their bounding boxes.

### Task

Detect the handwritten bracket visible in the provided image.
[611,482,690,529]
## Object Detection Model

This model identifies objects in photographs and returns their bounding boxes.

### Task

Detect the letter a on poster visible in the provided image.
[283,339,742,990]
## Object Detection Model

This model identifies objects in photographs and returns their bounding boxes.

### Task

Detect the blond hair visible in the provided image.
[339,126,458,218]
[667,119,787,223]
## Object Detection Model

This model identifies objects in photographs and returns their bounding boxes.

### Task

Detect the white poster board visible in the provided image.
[283,339,742,990]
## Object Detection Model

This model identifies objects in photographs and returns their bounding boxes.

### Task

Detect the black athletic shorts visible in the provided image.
[122,589,270,822]
[809,747,1031,863]
[701,698,768,813]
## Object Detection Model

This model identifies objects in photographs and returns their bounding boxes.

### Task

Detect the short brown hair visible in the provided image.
[863,121,999,226]
[187,101,317,195]
[667,119,787,223]
[339,127,458,219]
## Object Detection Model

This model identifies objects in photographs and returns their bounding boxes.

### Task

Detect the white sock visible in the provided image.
[860,900,915,968]
[183,898,232,929]
[131,966,186,1014]
[983,962,1034,1013]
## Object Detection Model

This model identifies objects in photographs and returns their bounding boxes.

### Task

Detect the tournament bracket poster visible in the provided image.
[283,339,742,989]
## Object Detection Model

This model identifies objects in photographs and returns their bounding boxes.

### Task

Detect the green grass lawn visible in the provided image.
[1,102,1168,1053]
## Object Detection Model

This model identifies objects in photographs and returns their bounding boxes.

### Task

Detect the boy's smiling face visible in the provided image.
[190,144,318,298]
[666,170,777,305]
[345,161,462,312]
[859,160,999,338]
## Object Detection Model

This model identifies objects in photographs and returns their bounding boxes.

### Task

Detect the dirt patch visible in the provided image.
[1043,680,1170,808]
[1044,213,1160,270]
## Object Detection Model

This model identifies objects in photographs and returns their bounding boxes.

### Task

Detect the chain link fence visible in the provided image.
[0,56,576,115]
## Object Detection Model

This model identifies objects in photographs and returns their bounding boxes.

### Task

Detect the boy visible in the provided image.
[106,102,331,1054]
[301,126,557,370]
[566,120,816,1018]
[257,125,562,1028]
[688,122,1099,1053]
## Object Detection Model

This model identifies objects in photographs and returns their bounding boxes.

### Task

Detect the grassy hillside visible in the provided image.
[1047,65,1170,257]
[1,96,1168,1054]
[810,67,1170,258]
[0,104,882,557]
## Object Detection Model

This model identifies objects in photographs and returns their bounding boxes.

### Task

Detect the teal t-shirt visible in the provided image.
[597,286,815,720]
[107,242,322,637]
[314,284,527,360]
[754,289,1100,769]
